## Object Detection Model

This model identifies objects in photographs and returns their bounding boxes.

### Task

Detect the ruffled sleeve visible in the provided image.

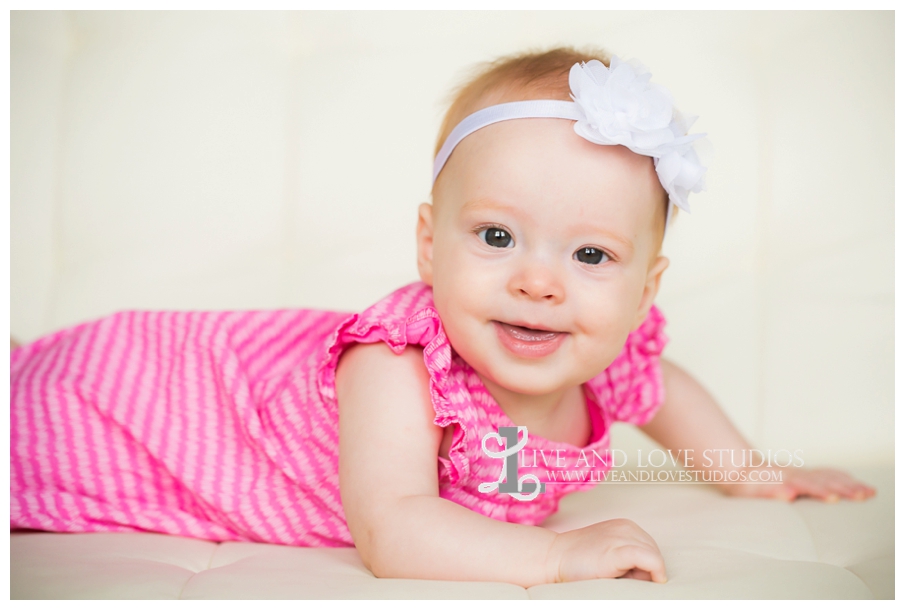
[586,304,669,427]
[315,282,471,484]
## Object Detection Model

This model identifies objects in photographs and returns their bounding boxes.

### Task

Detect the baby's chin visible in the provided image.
[477,362,587,398]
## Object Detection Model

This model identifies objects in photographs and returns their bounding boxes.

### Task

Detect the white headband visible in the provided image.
[432,57,709,227]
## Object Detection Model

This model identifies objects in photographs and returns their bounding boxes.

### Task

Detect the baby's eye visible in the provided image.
[574,247,609,265]
[478,227,514,249]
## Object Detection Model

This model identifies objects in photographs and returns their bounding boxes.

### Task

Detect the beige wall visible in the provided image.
[10,11,893,465]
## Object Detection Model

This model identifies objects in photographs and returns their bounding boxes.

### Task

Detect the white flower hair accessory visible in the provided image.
[568,57,707,215]
[432,55,709,226]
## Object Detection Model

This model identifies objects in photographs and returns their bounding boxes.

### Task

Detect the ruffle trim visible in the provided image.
[315,284,471,484]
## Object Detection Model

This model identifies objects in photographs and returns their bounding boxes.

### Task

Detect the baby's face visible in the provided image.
[419,118,669,397]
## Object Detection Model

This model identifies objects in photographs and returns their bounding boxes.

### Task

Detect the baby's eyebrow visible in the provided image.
[460,197,518,215]
[572,222,635,254]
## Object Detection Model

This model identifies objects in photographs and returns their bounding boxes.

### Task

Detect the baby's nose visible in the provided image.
[508,258,565,303]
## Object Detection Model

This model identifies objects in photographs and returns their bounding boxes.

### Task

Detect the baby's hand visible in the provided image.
[723,467,876,503]
[546,518,667,584]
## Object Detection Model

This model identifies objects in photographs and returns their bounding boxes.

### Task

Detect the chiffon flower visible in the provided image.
[569,57,708,213]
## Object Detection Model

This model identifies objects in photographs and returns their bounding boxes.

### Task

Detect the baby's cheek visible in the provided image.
[576,320,633,373]
[589,340,626,379]
[434,256,490,305]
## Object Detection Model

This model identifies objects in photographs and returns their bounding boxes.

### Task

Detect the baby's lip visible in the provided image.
[493,320,567,338]
[502,320,561,333]
[493,321,568,357]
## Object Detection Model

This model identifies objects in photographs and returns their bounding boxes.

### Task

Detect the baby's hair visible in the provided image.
[433,46,673,242]
[434,46,611,157]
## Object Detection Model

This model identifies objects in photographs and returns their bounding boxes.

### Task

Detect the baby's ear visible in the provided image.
[416,203,435,286]
[634,255,669,329]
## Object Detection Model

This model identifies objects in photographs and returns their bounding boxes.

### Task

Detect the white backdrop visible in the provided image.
[10,11,894,465]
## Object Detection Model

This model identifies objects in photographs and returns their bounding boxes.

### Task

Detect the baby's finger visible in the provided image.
[773,486,799,501]
[817,471,873,501]
[784,475,836,501]
[746,480,796,501]
[620,568,652,582]
[852,483,877,500]
[788,472,860,502]
[829,478,876,501]
[826,478,863,501]
[818,471,877,500]
[611,544,667,584]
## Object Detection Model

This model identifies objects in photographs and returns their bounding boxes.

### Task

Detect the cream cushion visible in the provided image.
[11,465,892,599]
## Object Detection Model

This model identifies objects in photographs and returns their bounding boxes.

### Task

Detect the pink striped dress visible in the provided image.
[10,282,667,547]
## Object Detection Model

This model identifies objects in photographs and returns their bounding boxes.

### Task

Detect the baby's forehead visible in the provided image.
[448,119,662,198]
[434,120,666,249]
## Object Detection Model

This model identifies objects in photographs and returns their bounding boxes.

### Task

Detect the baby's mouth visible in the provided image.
[495,322,562,342]
[492,321,568,358]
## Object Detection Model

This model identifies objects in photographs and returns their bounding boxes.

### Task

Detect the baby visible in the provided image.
[10,47,874,588]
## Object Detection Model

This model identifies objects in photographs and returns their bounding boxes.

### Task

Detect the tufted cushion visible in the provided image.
[11,465,892,599]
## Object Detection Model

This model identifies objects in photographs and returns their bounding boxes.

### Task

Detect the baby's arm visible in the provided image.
[336,343,667,586]
[640,358,875,502]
